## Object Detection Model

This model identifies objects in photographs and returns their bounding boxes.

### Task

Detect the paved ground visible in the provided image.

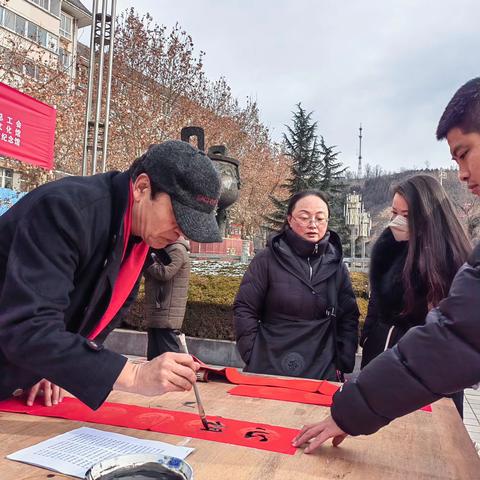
[464,388,480,454]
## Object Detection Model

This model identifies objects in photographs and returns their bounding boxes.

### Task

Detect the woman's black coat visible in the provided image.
[234,228,359,380]
[360,228,428,368]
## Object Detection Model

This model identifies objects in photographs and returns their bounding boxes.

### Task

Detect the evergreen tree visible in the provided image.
[266,104,350,242]
[317,136,349,235]
[318,136,347,194]
[266,104,323,229]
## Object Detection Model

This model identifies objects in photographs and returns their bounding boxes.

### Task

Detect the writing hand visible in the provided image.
[114,352,199,396]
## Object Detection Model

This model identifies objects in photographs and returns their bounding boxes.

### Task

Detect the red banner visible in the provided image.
[0,397,299,455]
[0,82,56,170]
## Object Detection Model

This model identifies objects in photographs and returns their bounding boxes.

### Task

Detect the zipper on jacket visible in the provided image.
[307,257,313,280]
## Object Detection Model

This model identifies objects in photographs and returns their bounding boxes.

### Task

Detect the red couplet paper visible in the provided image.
[0,397,298,455]
[228,385,432,413]
[225,367,342,396]
[317,381,340,396]
[225,368,322,392]
[192,356,227,382]
[228,385,334,406]
[0,82,56,169]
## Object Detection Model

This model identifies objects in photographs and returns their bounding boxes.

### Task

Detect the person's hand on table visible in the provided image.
[26,379,65,407]
[292,415,348,453]
[114,352,200,396]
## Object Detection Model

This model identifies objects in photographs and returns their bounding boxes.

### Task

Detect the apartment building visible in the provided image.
[0,0,91,190]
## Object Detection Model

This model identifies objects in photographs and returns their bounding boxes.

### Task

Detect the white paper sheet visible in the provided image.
[7,426,194,478]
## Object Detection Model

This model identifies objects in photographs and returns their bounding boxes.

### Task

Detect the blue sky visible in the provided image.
[82,0,480,173]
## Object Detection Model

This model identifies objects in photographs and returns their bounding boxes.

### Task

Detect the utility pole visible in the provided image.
[357,124,363,179]
[82,0,117,176]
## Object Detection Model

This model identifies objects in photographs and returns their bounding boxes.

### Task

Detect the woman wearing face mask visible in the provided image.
[360,175,471,414]
[234,190,359,381]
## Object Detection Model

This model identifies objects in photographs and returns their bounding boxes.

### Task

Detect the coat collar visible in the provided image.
[284,228,330,258]
[269,228,343,288]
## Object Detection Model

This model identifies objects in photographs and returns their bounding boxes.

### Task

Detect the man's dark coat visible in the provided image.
[0,172,140,409]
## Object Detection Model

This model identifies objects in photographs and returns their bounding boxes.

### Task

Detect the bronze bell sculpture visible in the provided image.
[180,126,241,238]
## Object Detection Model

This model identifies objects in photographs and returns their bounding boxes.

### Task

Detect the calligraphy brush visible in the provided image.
[176,332,210,431]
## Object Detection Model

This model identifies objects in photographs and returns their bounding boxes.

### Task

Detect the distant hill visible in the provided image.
[345,168,480,247]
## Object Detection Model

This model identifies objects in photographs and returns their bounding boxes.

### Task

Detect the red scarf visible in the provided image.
[88,183,149,340]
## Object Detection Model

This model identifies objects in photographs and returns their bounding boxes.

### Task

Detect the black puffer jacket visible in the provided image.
[331,243,480,436]
[360,228,428,368]
[234,228,359,380]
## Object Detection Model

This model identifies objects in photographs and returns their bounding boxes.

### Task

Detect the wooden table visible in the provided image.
[0,382,479,479]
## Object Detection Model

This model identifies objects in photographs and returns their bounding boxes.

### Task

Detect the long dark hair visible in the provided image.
[394,175,471,313]
[280,189,330,232]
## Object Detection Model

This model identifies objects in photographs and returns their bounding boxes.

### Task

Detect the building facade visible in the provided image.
[0,0,91,190]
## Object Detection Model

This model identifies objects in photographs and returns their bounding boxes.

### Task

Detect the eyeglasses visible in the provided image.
[292,215,329,227]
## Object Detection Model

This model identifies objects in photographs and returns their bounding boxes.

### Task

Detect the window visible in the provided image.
[4,9,15,30]
[58,47,71,69]
[0,8,58,53]
[14,16,26,36]
[0,168,14,189]
[37,27,47,47]
[28,0,60,18]
[60,12,72,39]
[47,33,58,53]
[30,0,48,11]
[24,61,40,80]
[50,0,60,17]
[27,22,39,42]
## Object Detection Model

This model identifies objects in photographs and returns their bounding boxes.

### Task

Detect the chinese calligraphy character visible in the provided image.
[244,427,271,442]
[201,420,225,433]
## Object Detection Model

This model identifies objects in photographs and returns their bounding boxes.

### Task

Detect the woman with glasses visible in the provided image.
[234,190,359,380]
[360,175,470,415]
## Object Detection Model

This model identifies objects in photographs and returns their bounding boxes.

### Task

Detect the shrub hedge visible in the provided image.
[125,271,370,340]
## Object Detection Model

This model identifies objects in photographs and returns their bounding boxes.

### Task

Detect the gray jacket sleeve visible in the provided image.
[331,247,480,436]
[146,246,187,282]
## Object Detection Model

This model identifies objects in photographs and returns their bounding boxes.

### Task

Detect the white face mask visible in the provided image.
[388,215,409,242]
